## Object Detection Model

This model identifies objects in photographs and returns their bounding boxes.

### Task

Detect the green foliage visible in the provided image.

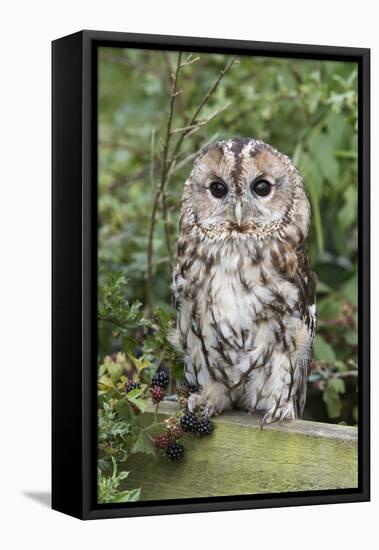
[98,49,358,427]
[98,457,141,504]
[323,378,346,419]
[97,271,184,502]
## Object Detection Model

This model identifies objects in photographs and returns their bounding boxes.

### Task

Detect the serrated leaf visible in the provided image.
[128,355,151,374]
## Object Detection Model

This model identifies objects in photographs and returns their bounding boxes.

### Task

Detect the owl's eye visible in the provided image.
[251,179,272,197]
[210,181,228,198]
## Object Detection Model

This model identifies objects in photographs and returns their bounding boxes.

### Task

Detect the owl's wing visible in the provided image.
[169,263,187,352]
[295,260,317,417]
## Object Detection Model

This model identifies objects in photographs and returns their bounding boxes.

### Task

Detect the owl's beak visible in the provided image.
[234,201,243,227]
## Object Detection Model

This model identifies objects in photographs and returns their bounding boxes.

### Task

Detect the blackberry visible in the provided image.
[134,347,143,359]
[152,369,169,390]
[125,380,141,393]
[180,411,200,433]
[151,385,165,404]
[154,433,170,449]
[166,442,184,461]
[169,424,184,440]
[197,418,214,436]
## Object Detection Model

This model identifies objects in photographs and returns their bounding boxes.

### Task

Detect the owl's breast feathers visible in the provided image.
[171,230,316,416]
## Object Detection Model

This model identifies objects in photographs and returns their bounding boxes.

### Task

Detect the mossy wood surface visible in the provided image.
[125,402,358,501]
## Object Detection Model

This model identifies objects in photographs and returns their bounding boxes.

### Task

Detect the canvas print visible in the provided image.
[97,48,358,504]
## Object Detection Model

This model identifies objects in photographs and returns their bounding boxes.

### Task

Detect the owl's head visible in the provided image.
[180,138,310,241]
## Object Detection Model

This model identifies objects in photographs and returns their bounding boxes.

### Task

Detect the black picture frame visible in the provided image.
[52,30,370,520]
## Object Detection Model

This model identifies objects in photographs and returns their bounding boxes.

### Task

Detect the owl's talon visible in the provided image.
[202,406,210,418]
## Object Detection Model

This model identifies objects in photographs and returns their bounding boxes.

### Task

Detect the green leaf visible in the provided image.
[308,132,339,184]
[338,186,357,230]
[108,363,124,383]
[131,429,155,455]
[316,280,332,294]
[345,330,358,346]
[314,335,336,363]
[317,298,340,321]
[127,396,148,413]
[323,378,345,418]
[125,388,144,400]
[115,399,135,421]
[344,274,358,306]
[111,488,141,503]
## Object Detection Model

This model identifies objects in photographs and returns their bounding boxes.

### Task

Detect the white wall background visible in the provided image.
[0,1,376,548]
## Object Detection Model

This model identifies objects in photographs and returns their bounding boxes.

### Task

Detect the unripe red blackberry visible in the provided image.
[151,385,165,404]
[169,424,184,440]
[152,370,169,390]
[125,380,141,393]
[166,442,184,460]
[154,433,170,449]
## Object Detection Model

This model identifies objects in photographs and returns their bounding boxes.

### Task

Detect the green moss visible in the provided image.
[124,412,358,501]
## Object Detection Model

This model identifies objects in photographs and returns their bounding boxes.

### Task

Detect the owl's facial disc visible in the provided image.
[182,139,309,239]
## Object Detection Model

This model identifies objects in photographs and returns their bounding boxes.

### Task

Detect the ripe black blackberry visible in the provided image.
[152,369,169,390]
[151,385,165,403]
[197,418,214,436]
[125,380,141,393]
[166,442,184,461]
[180,411,200,433]
[134,347,143,359]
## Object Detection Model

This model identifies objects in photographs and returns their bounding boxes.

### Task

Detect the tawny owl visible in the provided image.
[171,138,317,424]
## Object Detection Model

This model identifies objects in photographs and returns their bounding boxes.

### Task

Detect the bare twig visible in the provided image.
[169,131,220,176]
[145,55,238,315]
[170,102,232,136]
[146,52,182,314]
[180,54,200,67]
[168,56,238,169]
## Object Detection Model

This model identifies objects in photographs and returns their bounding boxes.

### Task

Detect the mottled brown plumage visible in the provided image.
[171,138,316,423]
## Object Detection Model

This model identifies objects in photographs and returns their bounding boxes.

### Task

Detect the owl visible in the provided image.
[171,138,317,424]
